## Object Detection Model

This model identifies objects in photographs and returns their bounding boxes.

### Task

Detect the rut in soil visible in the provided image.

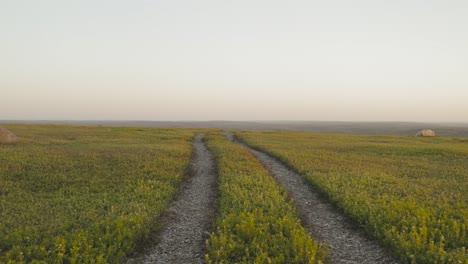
[127,134,217,264]
[228,132,398,264]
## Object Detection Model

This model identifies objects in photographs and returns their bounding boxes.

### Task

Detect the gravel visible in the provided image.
[228,132,398,264]
[127,134,217,264]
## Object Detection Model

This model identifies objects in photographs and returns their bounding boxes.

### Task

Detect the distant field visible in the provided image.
[0,125,196,263]
[237,131,468,263]
[3,120,468,138]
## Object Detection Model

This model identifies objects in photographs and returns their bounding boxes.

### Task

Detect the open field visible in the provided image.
[236,131,468,263]
[0,125,196,263]
[1,124,467,263]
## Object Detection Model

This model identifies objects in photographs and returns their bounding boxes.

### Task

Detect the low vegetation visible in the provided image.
[3,124,466,263]
[237,131,468,263]
[204,133,327,263]
[0,125,196,263]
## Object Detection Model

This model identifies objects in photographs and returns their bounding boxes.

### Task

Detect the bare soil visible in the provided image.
[228,132,399,264]
[127,134,217,264]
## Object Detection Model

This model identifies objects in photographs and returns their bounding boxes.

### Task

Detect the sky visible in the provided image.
[1,0,467,122]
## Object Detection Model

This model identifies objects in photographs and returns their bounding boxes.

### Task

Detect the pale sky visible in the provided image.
[1,0,467,122]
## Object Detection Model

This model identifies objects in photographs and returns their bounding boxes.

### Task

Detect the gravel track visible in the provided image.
[228,132,398,264]
[127,134,217,264]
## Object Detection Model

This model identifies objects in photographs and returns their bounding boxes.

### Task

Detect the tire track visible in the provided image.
[127,134,217,264]
[228,132,398,264]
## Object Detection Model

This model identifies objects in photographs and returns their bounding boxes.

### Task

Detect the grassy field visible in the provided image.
[2,124,467,263]
[236,131,468,263]
[0,125,196,263]
[204,133,327,263]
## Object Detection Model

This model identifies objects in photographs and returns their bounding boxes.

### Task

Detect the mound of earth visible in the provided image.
[416,129,436,137]
[0,127,18,143]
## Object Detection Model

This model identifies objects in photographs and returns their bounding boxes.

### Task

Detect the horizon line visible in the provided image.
[1,119,468,125]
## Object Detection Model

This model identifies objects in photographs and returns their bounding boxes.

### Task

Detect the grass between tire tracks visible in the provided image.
[204,133,327,263]
[236,131,468,264]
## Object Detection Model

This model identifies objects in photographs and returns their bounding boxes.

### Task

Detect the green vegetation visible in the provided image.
[204,133,327,263]
[0,125,196,263]
[3,124,465,263]
[237,131,468,263]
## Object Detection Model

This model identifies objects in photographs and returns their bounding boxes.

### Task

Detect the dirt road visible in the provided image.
[229,132,398,264]
[127,134,217,264]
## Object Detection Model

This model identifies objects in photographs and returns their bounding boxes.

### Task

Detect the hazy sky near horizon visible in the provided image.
[1,0,468,122]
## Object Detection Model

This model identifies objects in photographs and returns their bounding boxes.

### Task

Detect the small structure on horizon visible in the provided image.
[416,129,436,137]
[0,127,18,143]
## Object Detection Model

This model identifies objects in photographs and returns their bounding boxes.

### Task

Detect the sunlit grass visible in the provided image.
[205,133,327,263]
[0,125,197,263]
